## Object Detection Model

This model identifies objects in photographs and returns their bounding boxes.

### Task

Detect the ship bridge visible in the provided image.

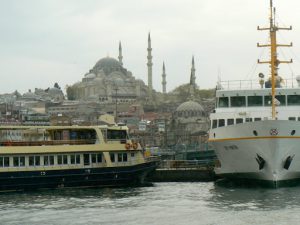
[217,77,300,91]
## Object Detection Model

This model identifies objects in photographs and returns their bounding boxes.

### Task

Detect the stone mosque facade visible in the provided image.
[70,39,154,104]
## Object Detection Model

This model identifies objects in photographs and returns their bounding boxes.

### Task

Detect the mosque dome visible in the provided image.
[175,100,205,117]
[48,87,63,95]
[85,72,96,79]
[23,90,37,98]
[93,57,123,75]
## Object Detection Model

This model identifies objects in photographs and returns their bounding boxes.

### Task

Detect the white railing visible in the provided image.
[217,78,300,90]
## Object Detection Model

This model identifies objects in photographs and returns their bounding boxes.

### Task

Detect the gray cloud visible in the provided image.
[0,0,299,94]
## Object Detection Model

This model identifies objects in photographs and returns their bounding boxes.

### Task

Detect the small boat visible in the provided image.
[209,0,300,187]
[0,124,158,191]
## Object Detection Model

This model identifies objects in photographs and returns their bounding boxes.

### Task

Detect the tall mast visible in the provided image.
[257,0,292,119]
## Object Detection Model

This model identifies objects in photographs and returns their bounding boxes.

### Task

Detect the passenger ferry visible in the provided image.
[0,125,158,191]
[209,0,300,187]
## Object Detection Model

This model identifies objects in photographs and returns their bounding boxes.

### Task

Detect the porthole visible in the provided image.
[291,130,296,136]
[253,130,258,136]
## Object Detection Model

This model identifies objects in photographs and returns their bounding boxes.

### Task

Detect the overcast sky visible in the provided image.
[1,0,300,94]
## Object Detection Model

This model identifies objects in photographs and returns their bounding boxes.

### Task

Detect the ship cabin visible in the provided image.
[211,79,300,129]
[0,125,140,171]
[0,125,130,146]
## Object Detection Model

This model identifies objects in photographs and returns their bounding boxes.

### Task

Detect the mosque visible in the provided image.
[66,33,209,136]
[67,33,161,104]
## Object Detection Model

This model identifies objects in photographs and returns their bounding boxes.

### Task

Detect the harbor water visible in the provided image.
[1,182,300,225]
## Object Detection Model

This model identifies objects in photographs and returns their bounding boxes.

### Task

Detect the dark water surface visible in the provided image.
[0,182,300,225]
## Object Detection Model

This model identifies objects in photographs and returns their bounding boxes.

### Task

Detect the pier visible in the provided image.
[147,159,216,182]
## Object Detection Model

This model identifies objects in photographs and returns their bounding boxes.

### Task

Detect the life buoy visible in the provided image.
[132,142,138,150]
[125,143,131,150]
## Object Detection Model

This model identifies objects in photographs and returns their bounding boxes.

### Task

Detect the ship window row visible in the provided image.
[105,130,128,141]
[218,95,300,108]
[110,153,128,162]
[0,153,101,168]
[212,117,263,128]
[288,117,300,121]
[0,152,134,168]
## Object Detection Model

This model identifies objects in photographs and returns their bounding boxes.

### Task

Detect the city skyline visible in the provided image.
[1,0,300,94]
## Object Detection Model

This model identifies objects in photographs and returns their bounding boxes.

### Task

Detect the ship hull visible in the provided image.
[209,120,300,187]
[0,161,157,192]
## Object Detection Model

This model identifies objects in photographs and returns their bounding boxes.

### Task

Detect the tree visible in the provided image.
[66,85,76,100]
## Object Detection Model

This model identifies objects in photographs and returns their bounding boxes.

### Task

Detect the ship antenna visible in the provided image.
[257,0,292,119]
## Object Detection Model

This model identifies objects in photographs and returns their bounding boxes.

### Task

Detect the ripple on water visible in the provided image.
[0,182,300,224]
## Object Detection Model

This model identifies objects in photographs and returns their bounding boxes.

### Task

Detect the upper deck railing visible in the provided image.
[217,77,300,90]
[0,139,97,147]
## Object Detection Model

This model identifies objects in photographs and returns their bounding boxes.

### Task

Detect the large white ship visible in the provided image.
[209,0,300,187]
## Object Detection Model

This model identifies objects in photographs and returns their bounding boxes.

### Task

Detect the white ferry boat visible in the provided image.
[0,125,158,191]
[209,0,300,187]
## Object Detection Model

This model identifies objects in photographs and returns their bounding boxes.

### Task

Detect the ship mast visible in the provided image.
[257,0,292,119]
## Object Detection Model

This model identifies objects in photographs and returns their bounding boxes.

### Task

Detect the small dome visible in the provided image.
[85,72,96,79]
[176,100,204,112]
[175,100,205,118]
[93,57,123,75]
[22,90,39,100]
[48,87,63,95]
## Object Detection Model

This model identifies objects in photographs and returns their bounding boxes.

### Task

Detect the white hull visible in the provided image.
[209,120,300,186]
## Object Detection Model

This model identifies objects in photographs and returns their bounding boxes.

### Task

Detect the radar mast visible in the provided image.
[257,0,292,119]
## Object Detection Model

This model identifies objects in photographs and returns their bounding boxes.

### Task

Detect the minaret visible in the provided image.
[118,41,123,66]
[147,33,153,101]
[189,56,196,98]
[162,62,167,94]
